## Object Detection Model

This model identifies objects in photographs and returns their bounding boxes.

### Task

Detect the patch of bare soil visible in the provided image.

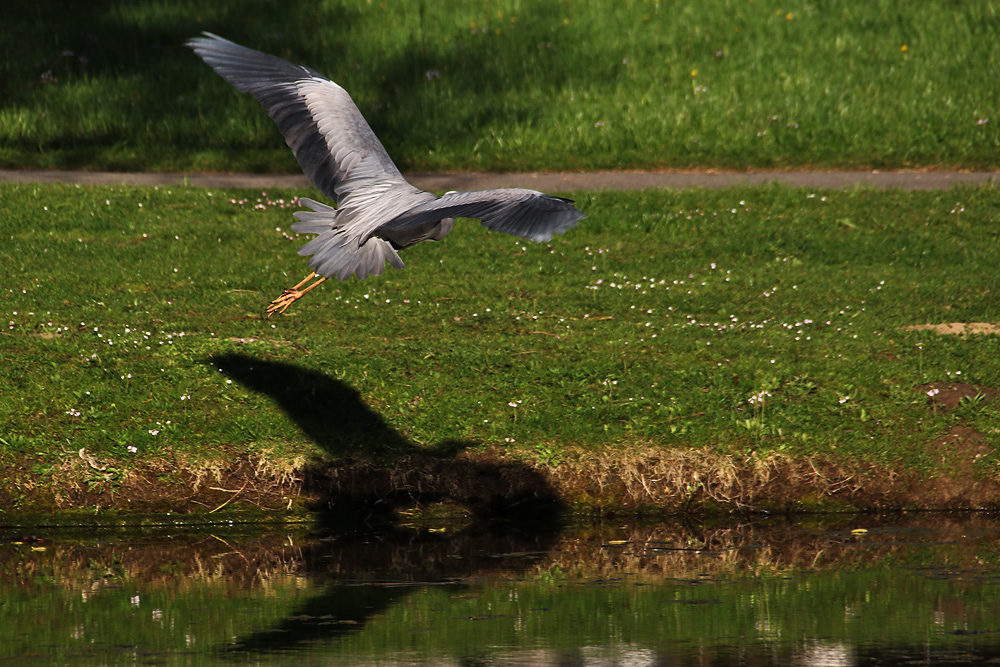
[902,322,1000,337]
[887,323,1000,507]
[908,381,999,508]
[920,381,997,410]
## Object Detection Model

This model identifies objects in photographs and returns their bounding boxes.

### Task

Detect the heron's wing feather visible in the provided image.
[186,32,405,205]
[380,189,585,243]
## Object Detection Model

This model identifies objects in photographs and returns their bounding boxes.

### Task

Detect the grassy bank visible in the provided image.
[3,1,1000,172]
[1,183,998,513]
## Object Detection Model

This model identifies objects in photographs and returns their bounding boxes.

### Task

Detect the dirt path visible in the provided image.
[2,168,996,191]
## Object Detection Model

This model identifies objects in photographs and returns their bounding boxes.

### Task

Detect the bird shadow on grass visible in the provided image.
[209,352,567,658]
[209,352,565,526]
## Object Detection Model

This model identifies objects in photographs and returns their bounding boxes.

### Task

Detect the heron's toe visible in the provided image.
[266,290,300,317]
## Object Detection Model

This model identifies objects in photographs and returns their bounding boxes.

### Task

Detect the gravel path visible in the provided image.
[2,168,996,191]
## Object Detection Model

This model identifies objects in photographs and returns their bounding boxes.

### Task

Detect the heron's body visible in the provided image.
[186,33,584,313]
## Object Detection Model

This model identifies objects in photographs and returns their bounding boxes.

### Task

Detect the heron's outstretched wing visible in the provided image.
[378,189,585,244]
[186,33,406,205]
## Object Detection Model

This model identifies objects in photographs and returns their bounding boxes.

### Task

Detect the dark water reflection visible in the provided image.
[3,513,1000,665]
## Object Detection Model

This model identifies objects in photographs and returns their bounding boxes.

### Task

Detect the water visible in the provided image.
[3,513,1000,666]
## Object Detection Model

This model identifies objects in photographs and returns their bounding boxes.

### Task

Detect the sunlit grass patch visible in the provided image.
[1,184,999,507]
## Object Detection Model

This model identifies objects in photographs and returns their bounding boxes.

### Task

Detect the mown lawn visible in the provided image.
[3,1,1000,172]
[2,183,998,503]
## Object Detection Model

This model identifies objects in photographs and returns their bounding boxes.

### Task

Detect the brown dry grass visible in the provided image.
[546,446,857,510]
[6,437,1000,514]
[30,449,307,513]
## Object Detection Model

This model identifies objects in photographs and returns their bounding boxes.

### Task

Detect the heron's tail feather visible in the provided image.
[291,198,338,233]
[292,198,404,281]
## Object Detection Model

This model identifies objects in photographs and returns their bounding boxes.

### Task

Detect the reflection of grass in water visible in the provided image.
[7,538,999,663]
[11,516,997,590]
[338,568,1000,660]
[3,518,1000,662]
[0,572,316,662]
[2,185,1000,509]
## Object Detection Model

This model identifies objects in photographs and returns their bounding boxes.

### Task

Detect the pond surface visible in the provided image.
[3,513,1000,666]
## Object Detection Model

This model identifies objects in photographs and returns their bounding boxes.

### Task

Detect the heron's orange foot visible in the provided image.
[266,272,327,317]
[266,289,303,317]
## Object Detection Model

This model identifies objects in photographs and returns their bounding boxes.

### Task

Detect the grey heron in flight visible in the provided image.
[186,33,584,316]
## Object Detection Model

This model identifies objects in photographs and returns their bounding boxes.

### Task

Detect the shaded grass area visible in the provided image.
[1,184,999,510]
[2,1,1000,172]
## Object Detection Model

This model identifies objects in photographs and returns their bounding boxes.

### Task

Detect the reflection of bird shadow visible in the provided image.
[220,522,561,657]
[209,353,565,658]
[220,580,422,655]
[210,353,565,521]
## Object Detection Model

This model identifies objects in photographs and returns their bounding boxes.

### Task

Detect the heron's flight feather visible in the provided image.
[185,33,406,206]
[381,189,583,243]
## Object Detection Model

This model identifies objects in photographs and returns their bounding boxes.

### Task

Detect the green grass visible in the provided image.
[2,183,999,492]
[3,0,1000,172]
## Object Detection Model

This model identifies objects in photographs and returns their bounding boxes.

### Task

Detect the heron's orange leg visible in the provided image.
[266,271,327,317]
